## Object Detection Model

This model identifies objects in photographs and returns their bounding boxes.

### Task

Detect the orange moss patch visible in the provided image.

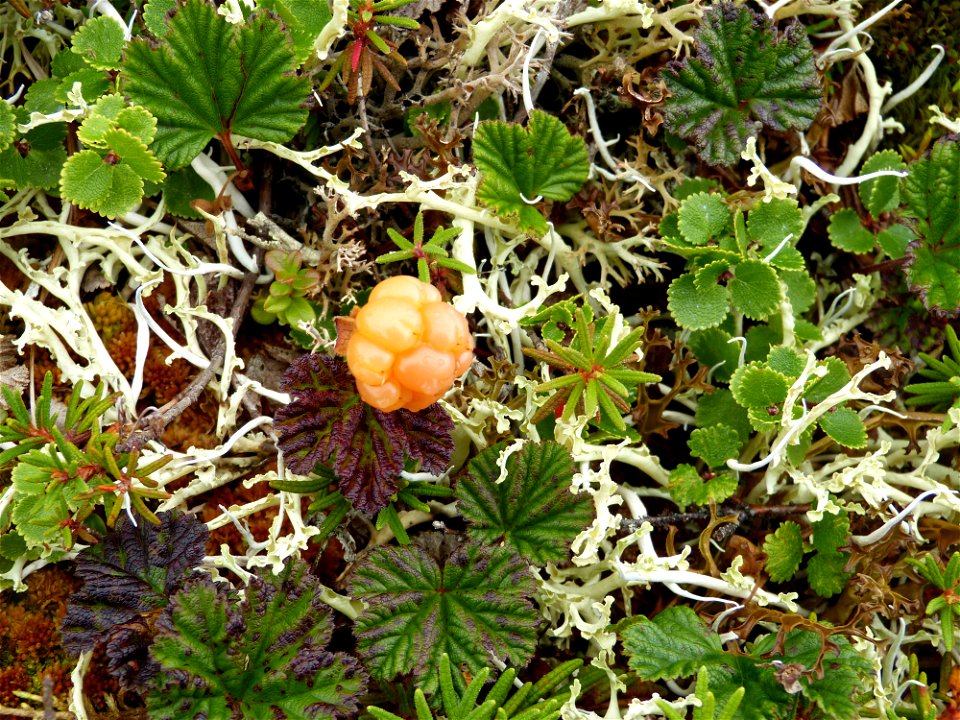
[0,565,123,717]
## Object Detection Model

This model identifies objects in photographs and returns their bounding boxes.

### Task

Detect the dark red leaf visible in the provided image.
[275,354,455,513]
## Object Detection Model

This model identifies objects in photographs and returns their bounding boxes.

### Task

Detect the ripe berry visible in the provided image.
[345,276,473,412]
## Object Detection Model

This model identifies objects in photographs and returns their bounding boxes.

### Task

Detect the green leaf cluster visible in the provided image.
[522,304,660,433]
[662,190,817,339]
[1,17,127,193]
[367,653,587,720]
[61,94,165,218]
[350,533,538,694]
[255,0,333,64]
[519,296,581,344]
[729,347,866,453]
[827,151,912,257]
[621,606,871,720]
[455,441,593,564]
[148,557,367,719]
[123,0,311,169]
[252,249,325,329]
[474,110,589,235]
[377,211,474,283]
[828,139,960,317]
[762,510,852,597]
[0,374,170,553]
[660,2,822,167]
[667,464,738,511]
[0,118,68,192]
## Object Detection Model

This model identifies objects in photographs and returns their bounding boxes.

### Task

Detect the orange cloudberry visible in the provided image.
[343,276,473,412]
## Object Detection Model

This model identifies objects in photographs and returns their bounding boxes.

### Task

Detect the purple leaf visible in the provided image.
[275,354,455,513]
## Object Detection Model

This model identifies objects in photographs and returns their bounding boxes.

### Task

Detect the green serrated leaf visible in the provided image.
[766,345,805,379]
[57,67,110,104]
[687,328,742,384]
[688,425,742,469]
[695,388,752,443]
[819,405,868,449]
[730,363,789,408]
[807,550,851,597]
[457,441,593,565]
[24,78,63,115]
[904,241,960,317]
[901,138,960,315]
[77,94,127,145]
[828,208,875,253]
[622,606,725,680]
[10,493,71,549]
[779,268,816,314]
[674,177,723,200]
[123,0,311,169]
[661,3,821,166]
[794,632,873,720]
[859,149,906,217]
[0,532,28,561]
[762,521,803,582]
[803,357,850,403]
[748,197,805,269]
[876,222,914,260]
[677,192,730,245]
[668,464,738,511]
[148,558,366,719]
[10,447,93,548]
[80,96,159,148]
[143,0,177,36]
[0,124,67,190]
[729,260,780,320]
[668,273,728,330]
[694,261,732,295]
[256,0,332,63]
[474,110,589,235]
[351,534,537,694]
[0,102,14,152]
[102,128,165,182]
[116,106,159,145]
[71,16,126,70]
[811,509,849,555]
[60,150,144,219]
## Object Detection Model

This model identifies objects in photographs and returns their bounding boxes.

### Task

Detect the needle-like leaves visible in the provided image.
[523,308,660,430]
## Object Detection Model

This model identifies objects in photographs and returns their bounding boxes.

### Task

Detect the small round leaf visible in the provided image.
[827,208,875,253]
[60,150,144,219]
[677,192,730,246]
[71,16,125,70]
[728,260,780,319]
[818,406,867,449]
[667,273,728,330]
[730,363,789,408]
